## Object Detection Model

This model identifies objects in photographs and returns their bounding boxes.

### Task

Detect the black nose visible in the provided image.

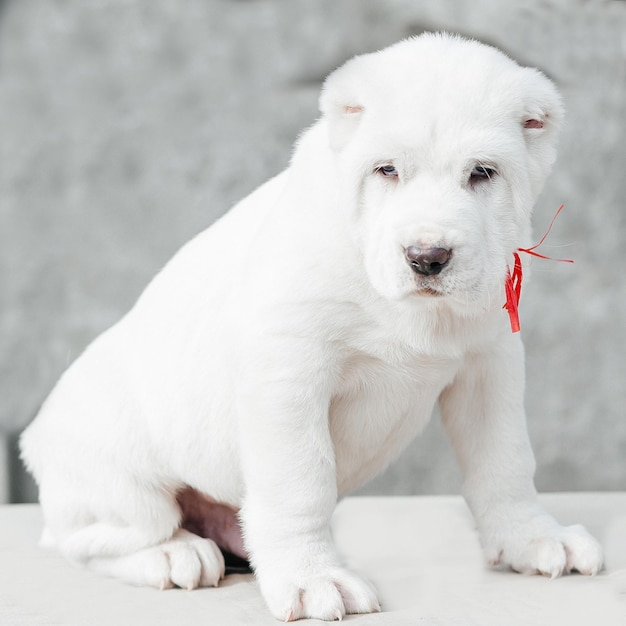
[405,246,452,276]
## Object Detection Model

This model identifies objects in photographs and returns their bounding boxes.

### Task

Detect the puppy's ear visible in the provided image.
[521,68,563,136]
[319,56,369,151]
[519,68,564,189]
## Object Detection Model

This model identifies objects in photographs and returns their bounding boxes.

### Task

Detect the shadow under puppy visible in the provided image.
[21,33,603,622]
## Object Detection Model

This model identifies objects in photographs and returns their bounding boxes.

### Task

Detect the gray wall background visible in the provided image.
[1,0,624,503]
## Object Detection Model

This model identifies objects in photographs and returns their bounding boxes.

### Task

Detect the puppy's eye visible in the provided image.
[470,166,497,183]
[376,165,398,178]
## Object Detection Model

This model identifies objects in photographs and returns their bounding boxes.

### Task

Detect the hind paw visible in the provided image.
[89,529,225,589]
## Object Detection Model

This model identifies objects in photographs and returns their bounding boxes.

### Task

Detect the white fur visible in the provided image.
[21,34,602,621]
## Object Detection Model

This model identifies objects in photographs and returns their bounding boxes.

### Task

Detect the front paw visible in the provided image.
[258,566,380,622]
[485,519,603,578]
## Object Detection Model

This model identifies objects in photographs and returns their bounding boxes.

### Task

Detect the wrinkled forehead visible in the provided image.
[352,94,524,169]
[369,61,524,127]
[349,41,527,151]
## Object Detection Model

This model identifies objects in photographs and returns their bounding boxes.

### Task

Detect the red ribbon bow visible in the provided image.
[504,204,574,333]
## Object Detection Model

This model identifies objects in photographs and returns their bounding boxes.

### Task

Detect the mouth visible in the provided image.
[413,285,445,297]
[420,287,443,296]
[410,274,447,297]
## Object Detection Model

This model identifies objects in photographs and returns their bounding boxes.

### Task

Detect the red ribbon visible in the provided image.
[504,204,574,333]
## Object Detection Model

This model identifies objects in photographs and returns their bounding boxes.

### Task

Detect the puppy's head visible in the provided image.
[319,33,563,312]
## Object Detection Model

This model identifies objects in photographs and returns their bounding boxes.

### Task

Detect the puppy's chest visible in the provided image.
[330,350,459,435]
[329,352,459,493]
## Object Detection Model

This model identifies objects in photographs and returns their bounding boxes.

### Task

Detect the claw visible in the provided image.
[488,549,503,567]
[539,565,562,579]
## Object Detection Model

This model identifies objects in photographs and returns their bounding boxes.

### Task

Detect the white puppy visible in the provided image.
[21,33,603,621]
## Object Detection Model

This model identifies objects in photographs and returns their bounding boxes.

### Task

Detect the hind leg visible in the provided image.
[88,529,225,589]
[39,479,225,589]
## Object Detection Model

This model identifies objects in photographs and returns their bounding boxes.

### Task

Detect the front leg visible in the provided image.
[439,333,603,577]
[237,343,379,621]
